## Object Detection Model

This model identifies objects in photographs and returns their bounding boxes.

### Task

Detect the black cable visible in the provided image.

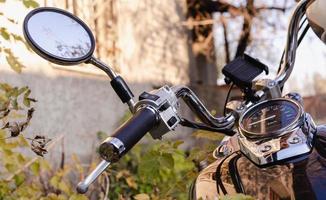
[215,152,238,195]
[228,153,245,194]
[179,118,236,136]
[297,23,310,46]
[223,83,234,116]
[277,17,308,74]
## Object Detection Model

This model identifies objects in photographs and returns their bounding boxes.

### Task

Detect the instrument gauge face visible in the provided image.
[240,99,301,138]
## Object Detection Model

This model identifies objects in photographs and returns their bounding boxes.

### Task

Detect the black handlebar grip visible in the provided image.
[99,107,157,162]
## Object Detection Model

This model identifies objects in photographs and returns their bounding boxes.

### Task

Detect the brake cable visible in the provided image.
[179,118,236,136]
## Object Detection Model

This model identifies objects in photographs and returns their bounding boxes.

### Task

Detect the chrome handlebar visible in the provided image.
[275,0,310,87]
[173,86,235,129]
[76,85,236,194]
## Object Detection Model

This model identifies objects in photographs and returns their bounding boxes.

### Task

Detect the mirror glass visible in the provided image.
[24,8,95,64]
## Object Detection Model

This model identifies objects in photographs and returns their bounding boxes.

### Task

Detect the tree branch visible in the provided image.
[220,15,230,63]
[5,135,64,181]
[235,0,254,58]
[256,6,291,12]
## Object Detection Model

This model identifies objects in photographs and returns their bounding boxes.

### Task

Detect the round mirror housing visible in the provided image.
[306,0,326,44]
[23,7,95,65]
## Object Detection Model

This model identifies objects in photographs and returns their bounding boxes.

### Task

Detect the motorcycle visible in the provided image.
[22,0,326,199]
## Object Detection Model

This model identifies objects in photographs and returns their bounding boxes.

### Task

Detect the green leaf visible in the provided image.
[0,129,6,138]
[11,98,18,109]
[7,87,18,97]
[0,82,13,92]
[22,0,39,8]
[14,173,26,186]
[0,28,10,40]
[4,49,25,73]
[17,86,28,95]
[45,193,67,200]
[0,95,9,109]
[18,135,29,147]
[96,131,107,140]
[173,140,184,148]
[17,153,26,164]
[50,175,60,188]
[58,181,71,194]
[23,98,30,107]
[3,148,13,156]
[11,34,23,41]
[23,89,31,107]
[138,151,160,182]
[30,161,40,175]
[5,163,16,172]
[159,153,174,169]
[39,158,51,171]
[68,194,88,200]
[6,18,16,23]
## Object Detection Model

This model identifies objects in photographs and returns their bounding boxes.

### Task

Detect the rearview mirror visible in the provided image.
[23,7,95,65]
[306,0,326,44]
[23,7,136,112]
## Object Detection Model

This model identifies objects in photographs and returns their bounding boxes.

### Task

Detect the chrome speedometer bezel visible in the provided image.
[239,98,303,139]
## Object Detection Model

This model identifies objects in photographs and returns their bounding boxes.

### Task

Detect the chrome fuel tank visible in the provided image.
[190,126,326,200]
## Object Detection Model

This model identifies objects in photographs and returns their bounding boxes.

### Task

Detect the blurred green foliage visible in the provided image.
[93,106,257,200]
[96,110,247,200]
[0,68,88,199]
[0,56,88,199]
[0,2,89,199]
[97,128,254,200]
[105,138,197,200]
[0,131,91,200]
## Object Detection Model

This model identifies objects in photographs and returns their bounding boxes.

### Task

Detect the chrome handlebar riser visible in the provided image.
[172,86,235,129]
[275,0,310,87]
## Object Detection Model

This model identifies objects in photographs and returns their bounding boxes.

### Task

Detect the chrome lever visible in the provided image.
[76,160,111,194]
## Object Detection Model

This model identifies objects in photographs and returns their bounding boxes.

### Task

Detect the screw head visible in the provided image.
[289,136,301,144]
[237,105,244,110]
[268,81,276,87]
[260,145,272,153]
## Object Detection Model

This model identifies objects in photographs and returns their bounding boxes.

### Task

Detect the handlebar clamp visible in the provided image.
[135,85,181,139]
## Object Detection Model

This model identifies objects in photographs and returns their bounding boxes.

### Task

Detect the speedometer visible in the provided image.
[239,99,302,139]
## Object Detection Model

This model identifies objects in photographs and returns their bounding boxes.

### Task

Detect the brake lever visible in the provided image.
[76,160,111,194]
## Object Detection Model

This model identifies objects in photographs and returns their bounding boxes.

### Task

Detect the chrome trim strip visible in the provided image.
[102,137,126,154]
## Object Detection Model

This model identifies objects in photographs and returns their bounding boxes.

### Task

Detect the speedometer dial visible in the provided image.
[239,99,301,139]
